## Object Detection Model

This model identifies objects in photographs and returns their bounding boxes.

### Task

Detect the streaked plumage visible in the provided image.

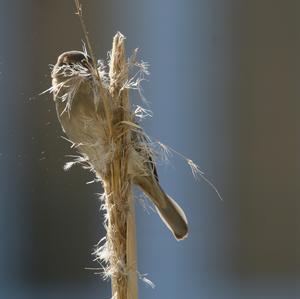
[52,51,188,240]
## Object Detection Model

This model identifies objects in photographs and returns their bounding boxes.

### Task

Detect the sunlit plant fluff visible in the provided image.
[49,33,220,299]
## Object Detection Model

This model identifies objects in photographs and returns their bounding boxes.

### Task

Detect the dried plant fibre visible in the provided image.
[49,2,221,298]
[103,34,138,299]
[52,32,138,299]
[49,7,222,298]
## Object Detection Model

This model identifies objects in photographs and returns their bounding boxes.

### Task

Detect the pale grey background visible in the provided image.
[0,0,299,298]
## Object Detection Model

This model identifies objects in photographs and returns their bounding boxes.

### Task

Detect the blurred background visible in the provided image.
[0,0,300,298]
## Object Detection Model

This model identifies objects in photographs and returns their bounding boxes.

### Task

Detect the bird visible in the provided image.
[51,50,188,240]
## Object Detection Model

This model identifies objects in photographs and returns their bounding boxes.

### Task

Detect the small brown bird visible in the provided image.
[51,51,188,240]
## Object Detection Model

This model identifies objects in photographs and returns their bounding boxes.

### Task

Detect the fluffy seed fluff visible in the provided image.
[49,33,220,299]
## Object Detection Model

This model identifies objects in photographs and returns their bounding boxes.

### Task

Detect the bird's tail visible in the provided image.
[134,176,188,240]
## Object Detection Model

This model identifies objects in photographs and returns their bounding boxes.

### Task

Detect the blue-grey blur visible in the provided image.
[0,0,300,298]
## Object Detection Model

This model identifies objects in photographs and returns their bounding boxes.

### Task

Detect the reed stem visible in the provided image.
[101,32,138,299]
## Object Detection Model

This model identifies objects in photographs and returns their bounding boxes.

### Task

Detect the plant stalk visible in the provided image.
[103,32,138,299]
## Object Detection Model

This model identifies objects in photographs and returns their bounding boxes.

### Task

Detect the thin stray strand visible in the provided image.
[156,142,223,201]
